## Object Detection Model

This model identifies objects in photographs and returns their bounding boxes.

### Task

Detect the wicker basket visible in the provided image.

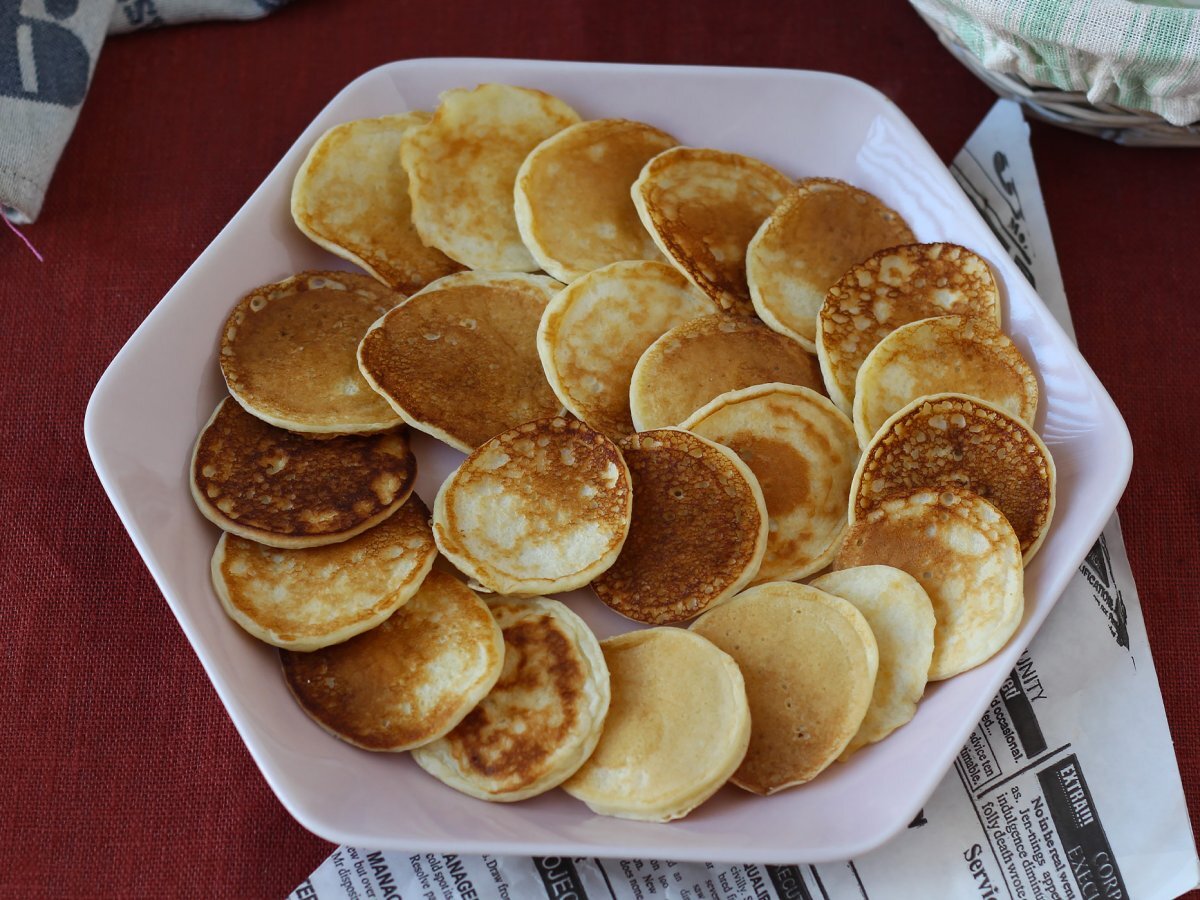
[912,3,1200,147]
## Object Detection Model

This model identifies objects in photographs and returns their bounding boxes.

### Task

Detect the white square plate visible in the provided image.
[85,59,1132,863]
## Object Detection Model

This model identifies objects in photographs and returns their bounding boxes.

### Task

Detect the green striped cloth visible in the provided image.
[910,0,1200,125]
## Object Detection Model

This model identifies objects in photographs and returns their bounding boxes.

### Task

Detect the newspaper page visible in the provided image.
[288,101,1198,900]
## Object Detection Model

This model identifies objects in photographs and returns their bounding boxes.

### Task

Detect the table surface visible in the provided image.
[2,0,1196,896]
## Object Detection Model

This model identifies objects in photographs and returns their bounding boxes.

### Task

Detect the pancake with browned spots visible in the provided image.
[401,83,581,271]
[690,582,877,794]
[591,428,767,624]
[281,570,504,751]
[681,383,859,582]
[834,487,1024,680]
[290,114,464,293]
[220,271,403,435]
[432,417,632,596]
[851,393,1055,563]
[537,260,716,439]
[853,315,1039,447]
[562,628,750,822]
[632,146,793,314]
[190,398,416,548]
[629,313,825,431]
[212,493,436,650]
[817,243,1000,414]
[515,119,678,282]
[412,597,609,801]
[357,271,563,452]
[747,178,914,350]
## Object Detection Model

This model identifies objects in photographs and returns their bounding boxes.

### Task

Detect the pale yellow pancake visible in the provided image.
[212,493,436,650]
[412,597,609,802]
[290,114,464,293]
[561,628,750,822]
[632,146,793,315]
[281,570,504,752]
[690,582,878,794]
[433,417,632,596]
[852,393,1056,563]
[811,566,935,758]
[817,243,1001,415]
[681,383,859,582]
[591,428,767,624]
[515,119,678,282]
[747,178,915,350]
[190,398,416,549]
[357,271,563,452]
[629,314,825,431]
[538,260,716,439]
[834,487,1024,680]
[401,83,580,271]
[853,315,1039,447]
[219,271,403,435]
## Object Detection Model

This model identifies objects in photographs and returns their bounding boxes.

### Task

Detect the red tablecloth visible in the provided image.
[2,1,1196,896]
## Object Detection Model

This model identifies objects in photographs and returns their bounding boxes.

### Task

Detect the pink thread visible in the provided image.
[3,213,44,263]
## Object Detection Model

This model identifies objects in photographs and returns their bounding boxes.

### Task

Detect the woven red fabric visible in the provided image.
[1,1,1195,896]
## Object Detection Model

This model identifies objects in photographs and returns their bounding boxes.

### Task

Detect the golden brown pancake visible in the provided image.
[401,83,581,271]
[591,428,767,624]
[629,313,825,431]
[281,570,504,752]
[851,393,1055,563]
[537,260,716,439]
[219,271,404,435]
[357,271,563,452]
[834,487,1024,680]
[290,114,464,293]
[412,597,609,801]
[811,566,935,759]
[433,417,632,596]
[690,582,877,794]
[190,397,416,548]
[817,243,1001,414]
[515,119,678,282]
[632,146,793,315]
[211,493,436,650]
[747,177,915,350]
[681,383,859,582]
[853,315,1039,447]
[561,628,750,822]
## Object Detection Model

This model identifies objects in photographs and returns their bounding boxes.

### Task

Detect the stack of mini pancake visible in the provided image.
[186,81,1056,821]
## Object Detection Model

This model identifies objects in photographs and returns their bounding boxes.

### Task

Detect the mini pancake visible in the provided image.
[190,397,416,549]
[853,315,1039,447]
[747,178,915,351]
[811,566,935,759]
[219,271,403,435]
[591,428,767,624]
[538,260,716,439]
[290,114,464,293]
[690,582,878,795]
[212,493,436,650]
[851,394,1056,563]
[412,597,609,802]
[817,243,1001,414]
[681,383,859,582]
[561,628,750,822]
[357,271,563,452]
[515,119,679,282]
[834,487,1024,681]
[281,570,504,752]
[400,83,581,271]
[432,417,632,596]
[629,313,825,431]
[632,146,793,315]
